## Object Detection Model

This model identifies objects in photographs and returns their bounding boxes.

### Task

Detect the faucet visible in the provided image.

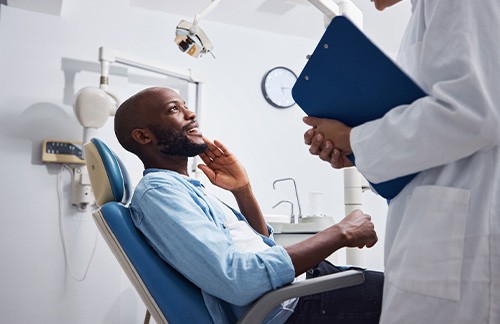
[272,200,295,223]
[273,178,302,221]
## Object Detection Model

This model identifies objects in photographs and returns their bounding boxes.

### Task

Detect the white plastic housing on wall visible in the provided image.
[343,167,364,266]
[71,166,94,211]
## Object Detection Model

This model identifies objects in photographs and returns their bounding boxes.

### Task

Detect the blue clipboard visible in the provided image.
[292,16,426,200]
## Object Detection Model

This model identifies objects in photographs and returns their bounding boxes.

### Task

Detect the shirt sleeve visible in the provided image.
[131,179,295,306]
[350,0,500,184]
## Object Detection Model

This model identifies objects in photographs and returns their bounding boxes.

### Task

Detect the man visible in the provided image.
[114,87,383,324]
[304,0,500,323]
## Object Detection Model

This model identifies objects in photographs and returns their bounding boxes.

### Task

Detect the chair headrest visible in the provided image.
[84,138,131,207]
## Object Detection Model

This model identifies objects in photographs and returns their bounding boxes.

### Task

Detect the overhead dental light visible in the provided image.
[174,0,221,58]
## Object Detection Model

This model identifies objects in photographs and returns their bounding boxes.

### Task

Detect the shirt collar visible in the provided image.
[143,168,203,187]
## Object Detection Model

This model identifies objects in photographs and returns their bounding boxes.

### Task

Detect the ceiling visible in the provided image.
[129,0,413,53]
[4,0,412,53]
[6,0,63,15]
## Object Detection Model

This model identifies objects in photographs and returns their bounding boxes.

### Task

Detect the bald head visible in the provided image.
[114,87,205,171]
[114,87,179,154]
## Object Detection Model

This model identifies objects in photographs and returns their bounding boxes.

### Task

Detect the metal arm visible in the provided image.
[307,0,363,28]
[192,0,222,27]
[98,47,206,84]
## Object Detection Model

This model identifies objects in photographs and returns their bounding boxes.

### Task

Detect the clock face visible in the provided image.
[261,67,298,108]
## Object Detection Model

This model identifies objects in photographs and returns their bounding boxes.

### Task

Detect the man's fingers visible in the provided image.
[330,149,342,168]
[304,129,315,145]
[319,140,334,162]
[199,152,211,164]
[308,133,324,155]
[212,139,233,157]
[202,138,223,156]
[197,164,214,181]
[303,116,320,127]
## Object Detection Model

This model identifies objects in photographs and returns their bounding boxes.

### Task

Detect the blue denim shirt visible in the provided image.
[130,169,296,323]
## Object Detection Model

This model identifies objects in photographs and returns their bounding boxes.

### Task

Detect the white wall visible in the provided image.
[0,0,409,322]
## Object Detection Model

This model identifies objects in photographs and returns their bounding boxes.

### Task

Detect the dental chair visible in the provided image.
[84,137,365,324]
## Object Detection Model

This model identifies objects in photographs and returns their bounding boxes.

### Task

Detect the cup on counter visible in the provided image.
[304,191,324,217]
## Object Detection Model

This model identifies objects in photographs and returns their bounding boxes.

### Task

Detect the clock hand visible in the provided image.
[281,86,291,94]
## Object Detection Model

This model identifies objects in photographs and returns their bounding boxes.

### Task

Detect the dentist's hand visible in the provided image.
[303,117,353,169]
[198,137,249,192]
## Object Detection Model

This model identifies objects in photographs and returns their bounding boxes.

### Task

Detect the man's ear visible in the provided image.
[131,128,153,145]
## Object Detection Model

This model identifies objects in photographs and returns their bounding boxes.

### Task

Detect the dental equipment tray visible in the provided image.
[292,16,426,200]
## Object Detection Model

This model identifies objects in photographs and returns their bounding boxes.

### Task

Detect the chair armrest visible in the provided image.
[238,269,364,324]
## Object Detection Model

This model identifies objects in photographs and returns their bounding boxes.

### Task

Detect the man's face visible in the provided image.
[147,89,207,157]
[371,0,403,11]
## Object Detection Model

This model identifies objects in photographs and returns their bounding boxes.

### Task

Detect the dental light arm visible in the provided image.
[74,47,206,142]
[98,47,205,83]
[175,0,221,58]
[307,0,363,29]
[193,0,221,26]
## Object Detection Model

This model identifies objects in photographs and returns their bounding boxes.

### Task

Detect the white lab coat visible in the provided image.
[350,0,500,323]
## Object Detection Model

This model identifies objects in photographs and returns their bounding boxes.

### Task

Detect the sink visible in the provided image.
[269,216,336,234]
[264,214,291,224]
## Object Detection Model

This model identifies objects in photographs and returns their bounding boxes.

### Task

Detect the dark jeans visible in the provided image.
[285,261,384,324]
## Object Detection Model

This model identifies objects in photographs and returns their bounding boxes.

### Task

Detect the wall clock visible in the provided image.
[261,66,298,109]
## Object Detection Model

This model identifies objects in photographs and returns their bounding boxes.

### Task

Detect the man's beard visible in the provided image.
[149,124,207,157]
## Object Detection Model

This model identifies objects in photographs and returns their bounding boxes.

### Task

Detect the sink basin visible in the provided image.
[269,216,336,234]
[264,214,291,224]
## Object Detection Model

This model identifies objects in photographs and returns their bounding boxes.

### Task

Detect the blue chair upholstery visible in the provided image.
[85,138,213,324]
[84,138,365,324]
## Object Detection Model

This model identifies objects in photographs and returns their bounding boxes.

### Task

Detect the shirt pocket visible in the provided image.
[386,185,470,301]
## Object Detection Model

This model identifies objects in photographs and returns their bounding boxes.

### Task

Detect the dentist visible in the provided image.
[303,0,500,323]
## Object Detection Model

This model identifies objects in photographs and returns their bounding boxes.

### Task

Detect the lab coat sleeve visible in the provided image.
[350,0,500,184]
